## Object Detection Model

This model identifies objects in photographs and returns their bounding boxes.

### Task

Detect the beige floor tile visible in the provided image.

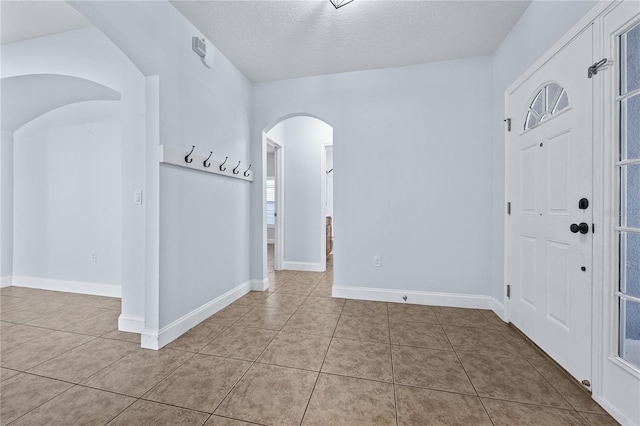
[321,337,393,382]
[482,398,587,425]
[388,303,438,324]
[29,338,138,383]
[102,330,141,344]
[499,327,547,359]
[83,295,121,311]
[234,291,273,306]
[200,326,277,361]
[0,300,67,324]
[10,385,135,426]
[341,300,389,320]
[215,363,317,425]
[108,399,209,425]
[0,373,73,424]
[204,415,258,425]
[458,352,571,408]
[27,305,110,330]
[443,325,520,357]
[480,310,510,329]
[0,367,20,382]
[258,293,307,314]
[390,321,453,350]
[81,348,192,397]
[396,385,492,426]
[433,307,494,329]
[281,310,340,336]
[529,358,607,414]
[302,373,396,426]
[334,315,390,343]
[144,354,251,413]
[309,285,333,298]
[297,296,345,315]
[234,306,292,330]
[274,282,316,296]
[210,304,254,325]
[579,411,620,426]
[61,309,120,336]
[0,324,53,355]
[257,331,331,371]
[392,345,476,395]
[1,330,94,371]
[166,321,228,352]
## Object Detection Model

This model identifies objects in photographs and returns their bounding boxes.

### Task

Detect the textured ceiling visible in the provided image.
[1,74,120,131]
[0,1,91,45]
[171,0,531,82]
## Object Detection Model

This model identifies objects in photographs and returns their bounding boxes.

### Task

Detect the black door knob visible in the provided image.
[570,223,589,234]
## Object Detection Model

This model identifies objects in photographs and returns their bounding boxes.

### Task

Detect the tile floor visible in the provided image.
[0,252,618,425]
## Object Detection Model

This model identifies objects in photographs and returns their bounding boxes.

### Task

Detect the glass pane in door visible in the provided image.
[620,298,640,367]
[620,232,640,299]
[621,22,640,94]
[621,94,640,160]
[621,163,640,229]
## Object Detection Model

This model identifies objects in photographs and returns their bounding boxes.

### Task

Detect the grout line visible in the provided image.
[387,303,400,426]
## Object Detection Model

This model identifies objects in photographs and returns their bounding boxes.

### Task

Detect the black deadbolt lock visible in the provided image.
[579,198,589,210]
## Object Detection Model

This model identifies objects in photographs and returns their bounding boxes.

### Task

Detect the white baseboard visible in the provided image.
[282,261,324,272]
[11,276,121,298]
[1,276,12,288]
[141,280,251,350]
[118,314,145,333]
[593,395,635,426]
[332,285,500,311]
[491,298,506,321]
[251,278,269,291]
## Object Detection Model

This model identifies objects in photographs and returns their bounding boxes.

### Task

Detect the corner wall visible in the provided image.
[0,131,13,283]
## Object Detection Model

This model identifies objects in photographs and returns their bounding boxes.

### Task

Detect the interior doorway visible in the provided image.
[262,115,334,284]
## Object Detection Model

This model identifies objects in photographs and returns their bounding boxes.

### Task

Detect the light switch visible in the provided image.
[134,190,143,205]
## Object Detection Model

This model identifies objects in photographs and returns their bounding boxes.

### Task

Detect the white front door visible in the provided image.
[506,26,593,384]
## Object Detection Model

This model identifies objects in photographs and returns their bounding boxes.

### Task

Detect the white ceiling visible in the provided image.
[171,0,531,82]
[0,1,91,45]
[1,74,120,131]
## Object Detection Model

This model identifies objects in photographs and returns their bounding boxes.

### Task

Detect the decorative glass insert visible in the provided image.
[618,23,640,370]
[524,83,570,131]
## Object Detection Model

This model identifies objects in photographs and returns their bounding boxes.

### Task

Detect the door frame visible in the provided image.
[504,1,639,424]
[320,142,333,272]
[265,136,284,271]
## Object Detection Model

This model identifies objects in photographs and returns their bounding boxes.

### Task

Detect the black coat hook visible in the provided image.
[219,157,228,171]
[233,161,241,175]
[244,164,252,177]
[203,151,213,168]
[185,145,195,163]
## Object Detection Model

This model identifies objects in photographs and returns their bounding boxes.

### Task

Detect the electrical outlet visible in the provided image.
[134,190,142,205]
[91,251,97,262]
[374,256,381,267]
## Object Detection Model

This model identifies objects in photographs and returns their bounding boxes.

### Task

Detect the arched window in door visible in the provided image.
[524,82,570,130]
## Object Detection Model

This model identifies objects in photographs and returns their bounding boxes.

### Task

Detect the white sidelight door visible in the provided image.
[506,26,593,385]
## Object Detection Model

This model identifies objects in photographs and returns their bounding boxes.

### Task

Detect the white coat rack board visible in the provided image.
[159,145,253,182]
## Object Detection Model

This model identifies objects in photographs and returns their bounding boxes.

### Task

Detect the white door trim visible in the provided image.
[265,137,284,272]
[320,141,333,272]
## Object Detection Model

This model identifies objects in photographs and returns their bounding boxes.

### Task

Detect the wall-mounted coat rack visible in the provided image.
[159,145,253,182]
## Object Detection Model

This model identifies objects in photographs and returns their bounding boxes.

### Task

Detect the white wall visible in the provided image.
[1,27,147,326]
[490,0,598,302]
[12,101,122,286]
[72,1,254,341]
[267,117,332,269]
[1,131,13,281]
[266,152,275,177]
[252,56,494,297]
